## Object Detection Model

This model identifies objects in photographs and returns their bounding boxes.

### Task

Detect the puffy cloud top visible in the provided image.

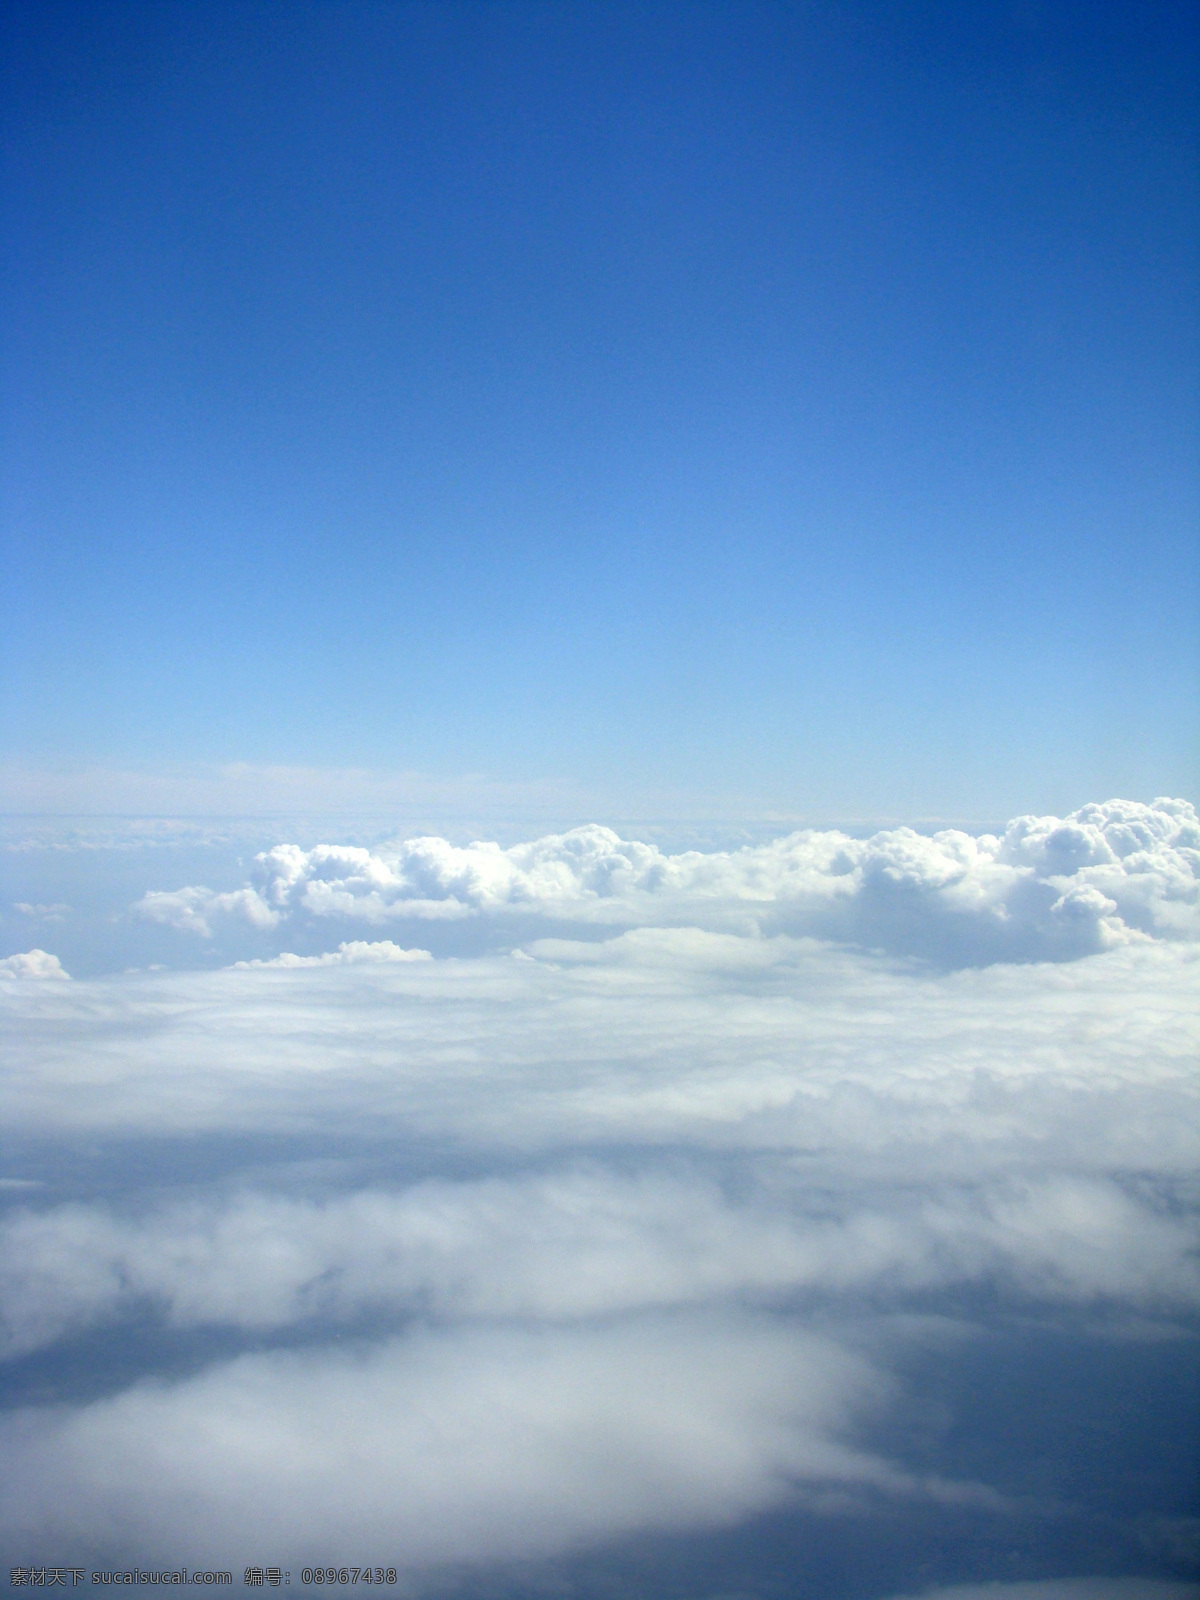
[132,798,1200,965]
[234,940,432,969]
[0,948,69,980]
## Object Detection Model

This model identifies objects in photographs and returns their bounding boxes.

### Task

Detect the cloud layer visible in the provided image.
[3,797,1198,1587]
[132,798,1200,965]
[2,1165,1196,1363]
[5,932,1195,1171]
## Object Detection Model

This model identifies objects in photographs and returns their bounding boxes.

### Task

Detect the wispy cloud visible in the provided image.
[12,903,71,922]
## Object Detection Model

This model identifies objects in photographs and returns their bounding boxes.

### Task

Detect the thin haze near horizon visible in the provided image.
[1,6,1199,1600]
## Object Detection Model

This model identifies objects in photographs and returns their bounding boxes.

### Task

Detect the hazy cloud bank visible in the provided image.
[2,1166,1196,1363]
[0,1310,1008,1565]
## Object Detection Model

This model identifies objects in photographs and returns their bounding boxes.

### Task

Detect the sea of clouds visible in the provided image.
[1,799,1198,1597]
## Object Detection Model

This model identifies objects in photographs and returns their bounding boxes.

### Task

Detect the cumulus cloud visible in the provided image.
[233,939,432,969]
[129,799,1200,965]
[134,885,279,938]
[0,948,69,979]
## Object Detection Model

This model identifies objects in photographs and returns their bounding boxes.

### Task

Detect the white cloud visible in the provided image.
[0,948,69,980]
[4,934,1195,1175]
[134,885,278,938]
[1,926,1195,1364]
[129,799,1200,964]
[0,1311,995,1566]
[1,1167,1195,1361]
[234,940,432,969]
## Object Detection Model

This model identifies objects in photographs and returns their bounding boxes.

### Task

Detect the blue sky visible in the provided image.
[2,0,1197,817]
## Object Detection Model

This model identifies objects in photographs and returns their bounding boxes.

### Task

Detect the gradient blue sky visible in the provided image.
[2,0,1197,818]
